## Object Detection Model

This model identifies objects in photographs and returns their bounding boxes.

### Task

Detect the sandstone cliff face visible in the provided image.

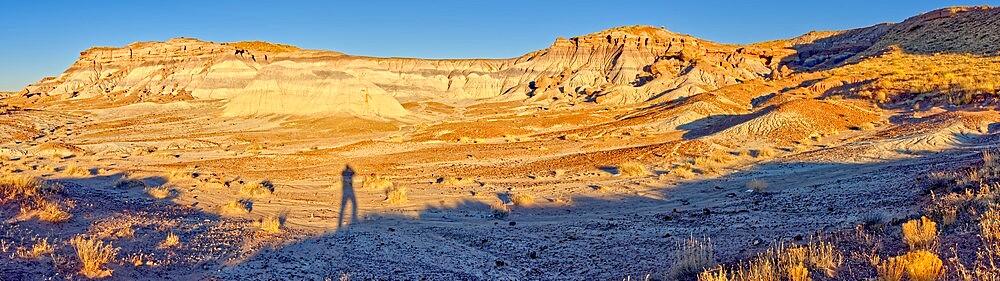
[19,27,775,119]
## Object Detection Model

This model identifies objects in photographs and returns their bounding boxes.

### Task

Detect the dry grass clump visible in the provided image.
[511,194,534,207]
[673,237,715,279]
[222,200,252,215]
[227,41,300,53]
[754,147,776,158]
[70,235,119,278]
[385,186,407,204]
[696,237,842,280]
[618,161,650,177]
[16,238,53,259]
[92,220,136,240]
[875,256,906,281]
[900,250,943,281]
[34,200,73,223]
[166,168,192,181]
[63,165,92,177]
[805,238,843,277]
[561,133,582,141]
[259,216,282,234]
[826,52,1000,106]
[441,177,475,186]
[114,177,146,189]
[669,164,696,178]
[145,186,174,199]
[491,202,511,219]
[364,174,394,190]
[0,175,44,202]
[786,264,810,281]
[902,216,937,250]
[159,233,180,248]
[746,179,768,193]
[240,181,273,197]
[982,208,1000,246]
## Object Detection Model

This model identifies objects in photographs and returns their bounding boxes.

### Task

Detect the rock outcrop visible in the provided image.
[17,27,776,119]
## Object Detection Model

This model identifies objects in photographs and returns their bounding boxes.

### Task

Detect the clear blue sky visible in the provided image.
[0,0,994,91]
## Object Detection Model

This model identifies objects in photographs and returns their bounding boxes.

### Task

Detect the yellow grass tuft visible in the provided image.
[364,174,394,190]
[900,250,943,281]
[385,186,407,204]
[259,216,282,234]
[70,236,119,279]
[511,194,534,207]
[902,216,937,250]
[159,233,180,248]
[618,161,650,177]
[16,238,53,259]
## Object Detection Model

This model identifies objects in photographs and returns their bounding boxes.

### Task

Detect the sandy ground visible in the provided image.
[1,98,998,280]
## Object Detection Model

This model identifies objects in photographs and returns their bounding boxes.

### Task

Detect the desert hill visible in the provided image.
[1,5,999,280]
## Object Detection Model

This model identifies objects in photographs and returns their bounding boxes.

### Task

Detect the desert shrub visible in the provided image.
[223,200,251,215]
[511,194,534,207]
[63,165,92,177]
[747,179,768,193]
[900,250,943,281]
[618,161,650,177]
[145,186,174,199]
[982,208,1000,246]
[166,168,192,181]
[364,175,393,190]
[159,233,180,248]
[240,181,273,197]
[673,237,715,278]
[385,186,407,204]
[70,235,119,278]
[36,200,72,223]
[902,216,938,250]
[114,178,146,189]
[561,133,582,141]
[670,164,696,178]
[441,177,474,186]
[260,216,282,234]
[491,203,511,219]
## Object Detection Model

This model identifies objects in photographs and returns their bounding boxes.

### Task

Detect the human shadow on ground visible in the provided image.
[337,165,358,230]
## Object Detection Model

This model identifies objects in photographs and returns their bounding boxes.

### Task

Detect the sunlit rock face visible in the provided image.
[19,27,777,119]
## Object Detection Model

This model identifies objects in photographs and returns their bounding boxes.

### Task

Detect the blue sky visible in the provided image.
[0,0,994,91]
